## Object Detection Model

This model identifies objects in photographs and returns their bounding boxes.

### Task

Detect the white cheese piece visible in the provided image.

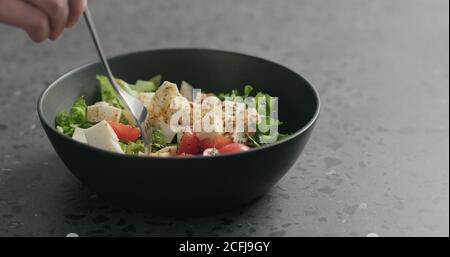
[87,103,122,123]
[72,127,87,143]
[146,81,189,143]
[180,81,194,101]
[148,81,181,123]
[83,120,123,154]
[138,92,155,109]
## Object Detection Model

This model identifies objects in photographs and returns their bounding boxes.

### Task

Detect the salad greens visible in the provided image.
[151,128,170,152]
[97,74,163,125]
[56,96,92,137]
[97,75,125,109]
[244,85,254,98]
[100,73,167,153]
[56,74,162,141]
[56,74,289,157]
[120,140,146,155]
[121,128,171,155]
[97,74,162,108]
[218,85,254,101]
[135,74,162,93]
[217,87,289,148]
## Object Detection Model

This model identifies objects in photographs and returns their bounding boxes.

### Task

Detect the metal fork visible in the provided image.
[83,6,151,152]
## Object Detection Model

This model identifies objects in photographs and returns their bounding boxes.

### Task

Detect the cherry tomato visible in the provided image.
[109,121,141,142]
[177,129,200,155]
[199,135,233,151]
[219,143,250,154]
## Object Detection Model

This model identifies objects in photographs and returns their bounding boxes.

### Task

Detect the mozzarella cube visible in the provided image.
[72,127,87,143]
[84,120,123,153]
[87,103,122,123]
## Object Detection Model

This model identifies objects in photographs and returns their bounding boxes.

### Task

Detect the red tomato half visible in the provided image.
[199,135,233,151]
[219,143,250,154]
[109,121,141,142]
[177,130,200,155]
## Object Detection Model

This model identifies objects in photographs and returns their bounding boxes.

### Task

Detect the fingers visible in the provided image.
[67,0,87,28]
[0,0,51,42]
[0,0,86,42]
[26,0,70,40]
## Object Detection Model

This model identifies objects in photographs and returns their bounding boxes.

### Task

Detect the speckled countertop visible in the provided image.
[0,0,448,237]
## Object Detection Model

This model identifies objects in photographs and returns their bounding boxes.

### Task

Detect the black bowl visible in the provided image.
[38,49,320,216]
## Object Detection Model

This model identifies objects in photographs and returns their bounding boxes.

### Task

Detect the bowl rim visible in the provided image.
[37,48,321,159]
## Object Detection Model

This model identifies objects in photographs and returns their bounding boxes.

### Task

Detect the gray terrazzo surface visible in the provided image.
[0,0,448,236]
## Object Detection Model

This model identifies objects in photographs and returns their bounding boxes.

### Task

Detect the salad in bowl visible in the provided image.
[56,74,287,157]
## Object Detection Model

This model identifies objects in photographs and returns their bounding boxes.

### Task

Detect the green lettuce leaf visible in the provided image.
[133,80,157,93]
[120,140,146,155]
[217,86,288,146]
[131,74,162,93]
[218,89,239,101]
[244,85,254,98]
[70,96,88,124]
[97,75,125,109]
[97,74,162,108]
[55,96,91,136]
[149,74,162,88]
[151,128,169,152]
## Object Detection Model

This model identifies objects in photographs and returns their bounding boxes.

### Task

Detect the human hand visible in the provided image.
[0,0,87,42]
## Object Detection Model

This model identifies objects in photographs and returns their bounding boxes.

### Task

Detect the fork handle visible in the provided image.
[83,6,152,149]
